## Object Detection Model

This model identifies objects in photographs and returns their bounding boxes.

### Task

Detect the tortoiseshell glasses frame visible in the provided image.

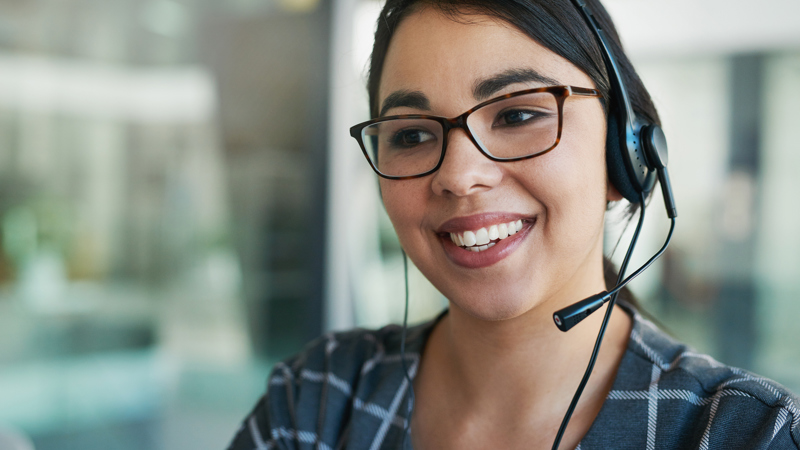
[349,85,602,180]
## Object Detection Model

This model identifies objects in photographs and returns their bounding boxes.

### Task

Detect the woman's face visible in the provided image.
[378,8,615,322]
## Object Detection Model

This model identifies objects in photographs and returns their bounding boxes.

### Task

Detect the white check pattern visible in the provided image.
[228,305,800,449]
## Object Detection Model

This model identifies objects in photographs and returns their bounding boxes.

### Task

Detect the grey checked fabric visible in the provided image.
[228,304,800,449]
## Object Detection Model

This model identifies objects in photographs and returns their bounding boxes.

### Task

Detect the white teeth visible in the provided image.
[507,221,517,236]
[475,228,490,245]
[451,219,528,251]
[462,230,477,247]
[488,225,499,240]
[465,242,495,253]
[498,223,509,239]
[450,232,465,246]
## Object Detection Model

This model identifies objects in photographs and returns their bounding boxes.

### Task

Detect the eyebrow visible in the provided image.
[379,90,431,117]
[472,68,561,101]
[378,68,561,117]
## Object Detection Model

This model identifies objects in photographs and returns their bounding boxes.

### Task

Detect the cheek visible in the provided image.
[379,180,427,244]
[555,110,609,206]
[528,122,609,242]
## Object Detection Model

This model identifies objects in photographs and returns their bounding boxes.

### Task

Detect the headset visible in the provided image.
[571,0,675,213]
[550,1,678,448]
[553,0,677,332]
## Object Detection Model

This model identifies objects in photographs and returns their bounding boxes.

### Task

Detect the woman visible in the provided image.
[229,0,800,448]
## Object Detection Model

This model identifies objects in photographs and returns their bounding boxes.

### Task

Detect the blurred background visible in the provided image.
[0,0,797,449]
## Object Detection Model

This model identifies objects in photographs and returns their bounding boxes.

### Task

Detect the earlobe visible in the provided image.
[606,180,624,202]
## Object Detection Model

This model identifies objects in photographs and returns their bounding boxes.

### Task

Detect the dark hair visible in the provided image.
[367,0,659,305]
[367,0,660,126]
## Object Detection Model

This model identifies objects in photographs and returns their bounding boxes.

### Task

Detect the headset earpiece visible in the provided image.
[606,114,637,202]
[641,124,677,218]
[641,124,668,170]
[605,113,660,203]
[623,117,658,198]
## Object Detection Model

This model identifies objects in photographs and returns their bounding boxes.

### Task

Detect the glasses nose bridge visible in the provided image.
[441,112,483,154]
[441,113,468,134]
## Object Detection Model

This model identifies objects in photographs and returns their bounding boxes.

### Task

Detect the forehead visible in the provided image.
[378,7,594,110]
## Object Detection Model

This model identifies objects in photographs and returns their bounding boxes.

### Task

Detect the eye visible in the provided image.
[494,109,548,127]
[389,128,436,148]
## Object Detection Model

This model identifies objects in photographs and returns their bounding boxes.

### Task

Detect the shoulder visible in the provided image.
[588,305,800,449]
[227,315,440,450]
[271,319,427,398]
[289,321,416,376]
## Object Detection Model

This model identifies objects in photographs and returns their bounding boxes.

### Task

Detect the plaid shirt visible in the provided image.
[228,305,800,449]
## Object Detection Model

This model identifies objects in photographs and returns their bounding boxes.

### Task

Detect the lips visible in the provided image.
[438,214,533,269]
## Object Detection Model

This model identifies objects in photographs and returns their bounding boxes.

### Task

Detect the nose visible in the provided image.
[431,128,503,197]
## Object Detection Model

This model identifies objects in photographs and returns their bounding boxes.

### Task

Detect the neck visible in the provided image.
[441,299,629,400]
[413,289,633,448]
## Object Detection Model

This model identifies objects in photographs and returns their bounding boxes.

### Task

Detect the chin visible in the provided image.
[444,286,540,322]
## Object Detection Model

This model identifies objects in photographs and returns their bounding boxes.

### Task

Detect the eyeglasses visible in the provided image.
[349,85,601,179]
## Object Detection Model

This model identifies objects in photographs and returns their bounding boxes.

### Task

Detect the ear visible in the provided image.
[606,179,624,202]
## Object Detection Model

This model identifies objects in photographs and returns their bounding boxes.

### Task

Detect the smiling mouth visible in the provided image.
[448,220,524,252]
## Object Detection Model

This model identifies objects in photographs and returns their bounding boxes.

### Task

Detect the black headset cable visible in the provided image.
[551,191,646,450]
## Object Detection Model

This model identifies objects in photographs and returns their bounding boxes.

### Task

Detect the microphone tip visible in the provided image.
[552,291,610,332]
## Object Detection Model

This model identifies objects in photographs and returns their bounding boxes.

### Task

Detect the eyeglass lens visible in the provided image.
[361,91,559,177]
